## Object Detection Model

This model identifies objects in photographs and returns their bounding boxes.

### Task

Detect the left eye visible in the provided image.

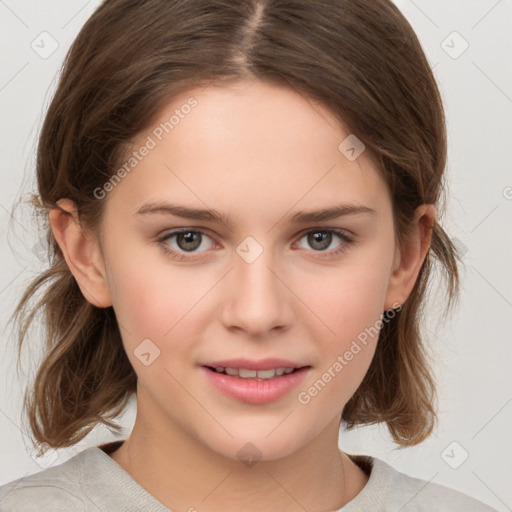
[296,229,350,252]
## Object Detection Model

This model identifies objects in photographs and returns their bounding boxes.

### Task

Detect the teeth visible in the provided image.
[238,368,257,378]
[253,369,276,379]
[214,367,297,380]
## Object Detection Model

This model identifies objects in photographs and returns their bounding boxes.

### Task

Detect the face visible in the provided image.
[91,80,404,462]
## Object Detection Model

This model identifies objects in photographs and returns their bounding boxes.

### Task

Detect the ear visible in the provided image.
[384,204,435,310]
[49,198,112,308]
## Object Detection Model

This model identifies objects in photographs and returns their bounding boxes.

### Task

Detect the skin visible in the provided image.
[49,79,434,512]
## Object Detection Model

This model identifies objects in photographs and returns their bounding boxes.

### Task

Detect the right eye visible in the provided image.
[157,229,217,260]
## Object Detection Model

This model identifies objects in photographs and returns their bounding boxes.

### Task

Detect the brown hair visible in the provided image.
[10,0,461,453]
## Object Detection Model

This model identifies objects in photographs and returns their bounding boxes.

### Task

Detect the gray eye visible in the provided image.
[296,230,345,252]
[163,230,214,253]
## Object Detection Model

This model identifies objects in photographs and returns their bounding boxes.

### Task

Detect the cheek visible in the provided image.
[302,256,392,341]
[292,255,390,404]
[297,283,382,414]
[106,244,217,351]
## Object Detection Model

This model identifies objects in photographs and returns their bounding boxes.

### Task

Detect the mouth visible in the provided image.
[203,365,304,381]
[200,359,312,404]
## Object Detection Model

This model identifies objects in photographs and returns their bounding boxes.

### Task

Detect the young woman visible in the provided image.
[0,0,498,510]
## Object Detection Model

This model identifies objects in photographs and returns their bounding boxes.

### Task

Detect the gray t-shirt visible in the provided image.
[0,440,497,511]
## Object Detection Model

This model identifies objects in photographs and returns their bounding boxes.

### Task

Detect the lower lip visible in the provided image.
[201,366,311,404]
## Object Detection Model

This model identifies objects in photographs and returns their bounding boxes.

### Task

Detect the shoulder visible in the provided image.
[0,465,85,512]
[0,441,170,512]
[0,447,99,512]
[345,456,498,512]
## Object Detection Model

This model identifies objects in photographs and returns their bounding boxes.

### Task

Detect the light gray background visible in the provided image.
[1,1,511,510]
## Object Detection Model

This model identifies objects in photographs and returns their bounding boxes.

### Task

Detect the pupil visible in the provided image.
[309,231,331,250]
[178,232,201,251]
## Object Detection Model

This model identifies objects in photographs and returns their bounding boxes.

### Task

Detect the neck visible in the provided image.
[109,400,368,512]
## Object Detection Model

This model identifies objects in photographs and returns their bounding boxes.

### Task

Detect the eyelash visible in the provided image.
[156,228,354,262]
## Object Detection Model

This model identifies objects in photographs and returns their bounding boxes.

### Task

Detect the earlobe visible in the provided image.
[49,199,112,308]
[384,204,435,310]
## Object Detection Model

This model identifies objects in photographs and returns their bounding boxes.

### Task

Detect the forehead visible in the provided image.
[145,79,352,159]
[105,80,390,223]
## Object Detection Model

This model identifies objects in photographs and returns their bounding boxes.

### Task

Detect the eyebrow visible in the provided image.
[135,201,376,226]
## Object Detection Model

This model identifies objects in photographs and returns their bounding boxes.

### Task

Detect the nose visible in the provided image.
[220,242,293,337]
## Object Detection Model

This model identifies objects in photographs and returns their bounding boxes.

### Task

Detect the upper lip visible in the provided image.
[202,358,309,371]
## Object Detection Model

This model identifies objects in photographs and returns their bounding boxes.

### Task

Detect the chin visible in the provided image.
[197,423,310,465]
